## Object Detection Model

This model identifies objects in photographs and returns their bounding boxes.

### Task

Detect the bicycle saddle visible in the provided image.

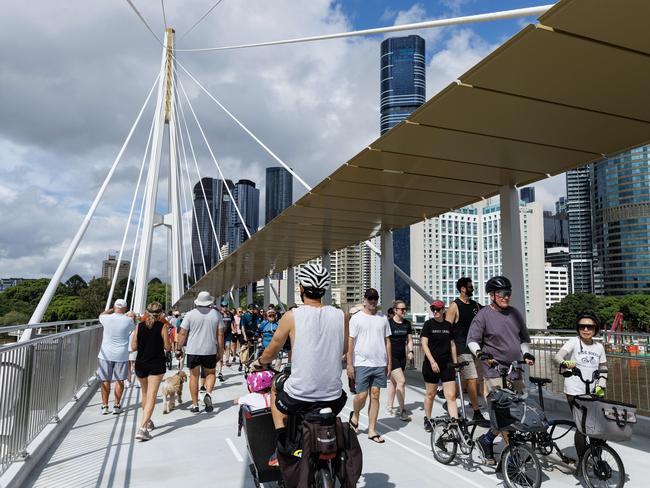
[529,376,552,386]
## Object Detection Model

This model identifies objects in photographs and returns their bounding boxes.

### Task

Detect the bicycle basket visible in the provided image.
[487,388,548,432]
[572,396,637,442]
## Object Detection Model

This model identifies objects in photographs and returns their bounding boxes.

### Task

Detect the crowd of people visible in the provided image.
[96,265,607,480]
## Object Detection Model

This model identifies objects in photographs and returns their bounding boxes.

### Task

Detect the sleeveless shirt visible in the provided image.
[135,321,166,372]
[453,298,481,354]
[283,305,344,402]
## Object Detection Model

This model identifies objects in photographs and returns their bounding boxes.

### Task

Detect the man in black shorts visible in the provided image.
[176,291,225,413]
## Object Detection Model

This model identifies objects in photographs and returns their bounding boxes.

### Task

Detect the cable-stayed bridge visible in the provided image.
[2,0,650,486]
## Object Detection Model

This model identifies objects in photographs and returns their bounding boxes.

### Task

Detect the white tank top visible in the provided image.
[283,305,344,402]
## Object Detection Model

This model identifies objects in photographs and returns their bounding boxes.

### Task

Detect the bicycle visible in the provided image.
[563,366,629,488]
[431,361,489,464]
[488,360,544,488]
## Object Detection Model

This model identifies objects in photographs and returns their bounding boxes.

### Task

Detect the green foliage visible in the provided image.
[547,292,599,330]
[0,276,171,324]
[547,292,650,332]
[147,282,170,310]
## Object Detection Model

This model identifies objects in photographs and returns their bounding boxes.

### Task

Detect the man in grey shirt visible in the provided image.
[177,291,225,413]
[467,276,534,466]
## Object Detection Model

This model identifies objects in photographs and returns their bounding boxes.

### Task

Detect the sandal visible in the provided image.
[368,434,385,444]
[348,411,359,433]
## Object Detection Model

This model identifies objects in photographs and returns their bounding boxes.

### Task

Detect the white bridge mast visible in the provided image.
[133,28,184,313]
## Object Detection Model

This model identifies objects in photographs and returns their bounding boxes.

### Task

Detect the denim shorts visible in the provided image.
[354,366,387,392]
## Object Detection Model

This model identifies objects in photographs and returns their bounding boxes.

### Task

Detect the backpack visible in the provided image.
[487,388,548,433]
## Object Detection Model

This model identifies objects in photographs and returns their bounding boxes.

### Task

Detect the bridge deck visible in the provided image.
[25,366,647,488]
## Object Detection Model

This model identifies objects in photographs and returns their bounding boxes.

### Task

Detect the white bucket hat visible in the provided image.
[194,291,215,307]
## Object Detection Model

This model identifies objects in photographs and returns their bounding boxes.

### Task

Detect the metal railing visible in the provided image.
[0,325,103,476]
[410,327,650,416]
[0,319,99,345]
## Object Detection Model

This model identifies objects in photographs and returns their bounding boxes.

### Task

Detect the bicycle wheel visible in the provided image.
[431,420,458,464]
[501,444,542,488]
[314,467,334,488]
[580,443,625,488]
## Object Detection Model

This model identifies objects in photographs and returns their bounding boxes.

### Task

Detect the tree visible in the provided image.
[78,278,111,319]
[44,295,81,321]
[618,295,650,332]
[64,274,87,295]
[147,282,170,310]
[547,292,600,329]
[148,277,162,285]
[0,310,29,326]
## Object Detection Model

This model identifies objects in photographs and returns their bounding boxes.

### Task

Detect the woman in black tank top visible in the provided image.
[130,302,170,441]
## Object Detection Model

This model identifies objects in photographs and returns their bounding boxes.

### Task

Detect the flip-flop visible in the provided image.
[348,411,359,433]
[368,434,385,444]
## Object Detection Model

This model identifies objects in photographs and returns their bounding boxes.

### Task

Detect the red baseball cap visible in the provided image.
[430,300,445,309]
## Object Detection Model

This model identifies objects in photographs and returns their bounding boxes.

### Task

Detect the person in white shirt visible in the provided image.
[554,311,607,458]
[97,299,134,415]
[347,288,392,444]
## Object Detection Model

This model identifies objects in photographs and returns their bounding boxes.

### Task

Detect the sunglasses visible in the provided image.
[431,307,443,312]
[578,323,596,330]
[495,290,512,298]
[396,307,407,311]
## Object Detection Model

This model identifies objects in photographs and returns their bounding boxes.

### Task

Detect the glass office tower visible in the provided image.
[592,146,650,294]
[380,35,425,305]
[566,166,594,292]
[265,167,293,224]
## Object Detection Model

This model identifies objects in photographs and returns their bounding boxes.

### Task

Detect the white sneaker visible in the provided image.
[101,405,109,415]
[124,379,132,388]
[136,428,152,441]
[113,405,123,415]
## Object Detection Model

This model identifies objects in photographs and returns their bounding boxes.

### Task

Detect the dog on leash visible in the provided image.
[162,371,187,414]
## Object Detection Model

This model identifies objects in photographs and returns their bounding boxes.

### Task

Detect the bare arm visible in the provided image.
[177,328,188,350]
[446,302,459,324]
[216,327,225,361]
[343,313,350,356]
[421,336,439,373]
[385,336,392,375]
[346,336,355,379]
[161,323,171,352]
[131,324,138,352]
[450,339,457,364]
[101,308,113,316]
[258,311,292,365]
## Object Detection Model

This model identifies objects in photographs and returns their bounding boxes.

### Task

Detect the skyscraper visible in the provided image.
[519,187,535,204]
[229,179,259,251]
[265,167,293,224]
[191,177,233,280]
[102,254,130,282]
[380,35,426,305]
[592,146,650,295]
[566,166,593,292]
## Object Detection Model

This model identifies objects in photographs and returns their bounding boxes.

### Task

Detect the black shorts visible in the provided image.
[422,359,455,384]
[135,366,166,378]
[187,354,217,370]
[231,333,241,344]
[275,379,347,416]
[391,353,407,372]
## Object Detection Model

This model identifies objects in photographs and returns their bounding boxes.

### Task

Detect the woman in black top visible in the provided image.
[421,300,458,432]
[131,302,170,441]
[386,300,414,421]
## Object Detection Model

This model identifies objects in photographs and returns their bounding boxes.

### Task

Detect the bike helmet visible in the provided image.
[297,263,330,297]
[575,311,601,333]
[246,370,274,393]
[485,276,512,293]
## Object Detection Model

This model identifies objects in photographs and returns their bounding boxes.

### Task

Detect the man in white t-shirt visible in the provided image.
[347,288,392,444]
[98,299,134,415]
[176,291,225,413]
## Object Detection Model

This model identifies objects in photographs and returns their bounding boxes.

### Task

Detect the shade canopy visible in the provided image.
[176,0,650,309]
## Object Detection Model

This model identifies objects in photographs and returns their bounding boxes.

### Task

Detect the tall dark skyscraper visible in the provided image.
[592,146,650,295]
[566,166,593,293]
[191,177,233,280]
[519,187,535,204]
[229,179,260,251]
[265,167,293,224]
[380,35,425,305]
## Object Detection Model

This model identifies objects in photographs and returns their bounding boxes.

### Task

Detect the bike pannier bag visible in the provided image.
[487,388,548,432]
[572,396,637,442]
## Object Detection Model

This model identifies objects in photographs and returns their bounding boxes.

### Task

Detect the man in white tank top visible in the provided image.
[251,264,349,460]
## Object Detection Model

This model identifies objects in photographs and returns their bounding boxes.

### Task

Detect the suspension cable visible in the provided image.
[176,60,311,191]
[26,74,159,330]
[175,89,224,261]
[124,0,164,46]
[180,0,226,41]
[125,188,147,306]
[161,0,168,29]
[176,5,552,52]
[106,107,156,308]
[176,73,252,239]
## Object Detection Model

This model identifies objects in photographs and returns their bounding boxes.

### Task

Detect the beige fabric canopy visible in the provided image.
[176,0,650,309]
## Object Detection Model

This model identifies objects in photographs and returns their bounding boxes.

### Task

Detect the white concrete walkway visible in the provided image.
[25,364,647,488]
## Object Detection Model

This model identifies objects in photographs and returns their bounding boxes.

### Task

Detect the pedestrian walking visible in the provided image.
[347,288,392,444]
[132,302,170,441]
[97,299,134,415]
[386,300,414,421]
[176,291,225,413]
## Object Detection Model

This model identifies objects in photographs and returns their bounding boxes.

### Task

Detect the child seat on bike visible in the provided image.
[238,405,283,486]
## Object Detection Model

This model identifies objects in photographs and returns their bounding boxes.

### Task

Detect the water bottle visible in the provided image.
[319,407,334,426]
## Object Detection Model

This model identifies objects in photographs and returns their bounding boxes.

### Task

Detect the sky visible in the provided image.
[0,0,564,283]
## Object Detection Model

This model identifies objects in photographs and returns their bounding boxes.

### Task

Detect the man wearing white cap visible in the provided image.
[176,291,225,413]
[98,299,134,415]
